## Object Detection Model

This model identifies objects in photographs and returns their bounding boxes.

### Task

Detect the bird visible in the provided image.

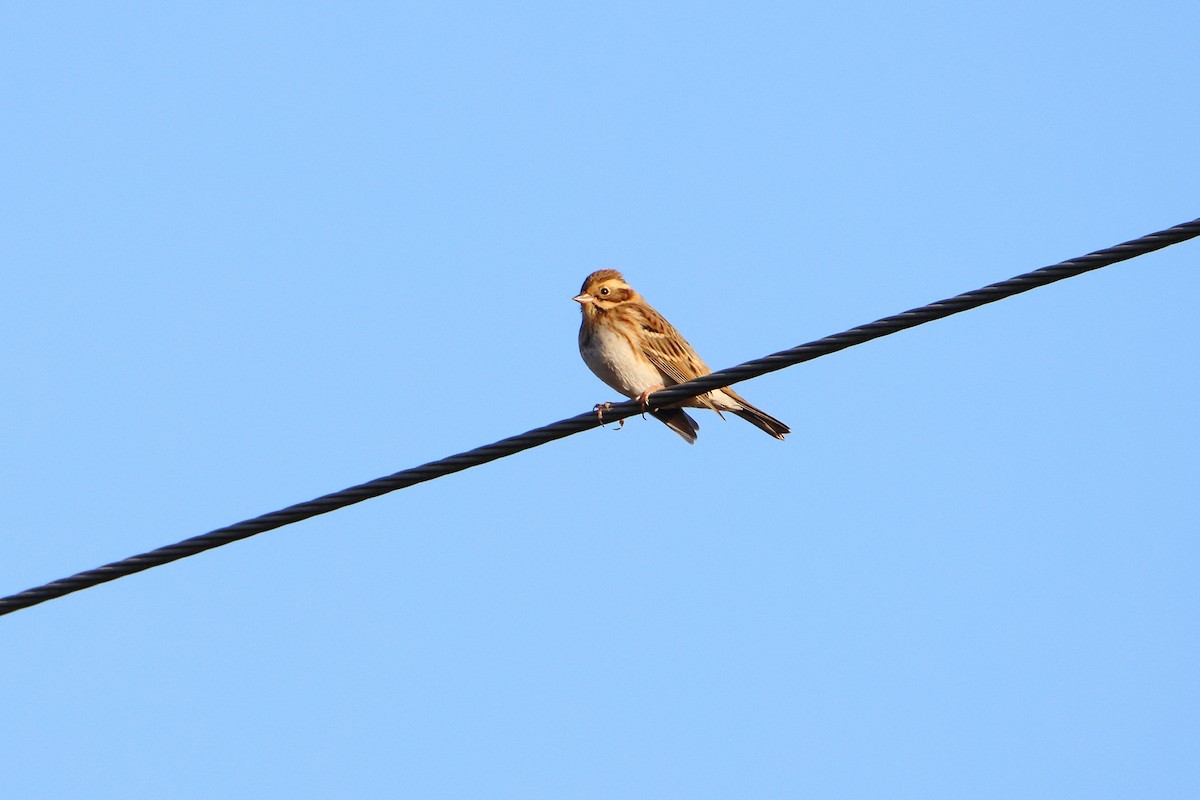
[573,269,789,444]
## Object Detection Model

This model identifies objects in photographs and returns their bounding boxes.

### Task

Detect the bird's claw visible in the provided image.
[594,402,624,431]
[593,403,625,431]
[636,385,664,420]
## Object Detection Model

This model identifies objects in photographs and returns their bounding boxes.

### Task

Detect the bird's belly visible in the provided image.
[579,324,665,398]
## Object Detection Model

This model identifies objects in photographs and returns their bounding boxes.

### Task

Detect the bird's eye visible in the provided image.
[600,287,610,296]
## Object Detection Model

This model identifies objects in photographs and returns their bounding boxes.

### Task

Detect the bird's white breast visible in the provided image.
[579,321,665,399]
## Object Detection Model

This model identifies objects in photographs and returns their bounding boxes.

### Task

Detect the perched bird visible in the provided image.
[574,269,789,444]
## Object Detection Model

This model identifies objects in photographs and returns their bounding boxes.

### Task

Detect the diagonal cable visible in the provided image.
[2,216,1198,617]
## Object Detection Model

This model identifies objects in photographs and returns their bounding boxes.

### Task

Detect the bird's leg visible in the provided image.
[636,384,666,419]
[594,402,614,427]
[592,402,625,431]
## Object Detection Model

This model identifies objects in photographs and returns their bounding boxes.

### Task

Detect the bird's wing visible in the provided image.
[627,302,722,410]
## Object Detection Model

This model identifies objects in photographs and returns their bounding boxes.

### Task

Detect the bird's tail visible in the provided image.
[651,408,700,444]
[730,399,789,440]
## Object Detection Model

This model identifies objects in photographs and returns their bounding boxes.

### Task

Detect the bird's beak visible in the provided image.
[573,292,593,304]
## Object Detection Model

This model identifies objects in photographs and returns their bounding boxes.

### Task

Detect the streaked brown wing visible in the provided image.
[625,302,721,410]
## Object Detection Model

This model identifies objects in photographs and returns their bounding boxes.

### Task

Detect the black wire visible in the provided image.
[2,217,1197,617]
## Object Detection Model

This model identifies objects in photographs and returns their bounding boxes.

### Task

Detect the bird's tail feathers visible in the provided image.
[731,403,789,440]
[651,408,699,444]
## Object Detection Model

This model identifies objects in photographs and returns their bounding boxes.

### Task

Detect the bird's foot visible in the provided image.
[594,402,624,430]
[636,384,666,419]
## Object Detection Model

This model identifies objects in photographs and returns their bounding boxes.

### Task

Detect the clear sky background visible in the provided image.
[2,3,1197,797]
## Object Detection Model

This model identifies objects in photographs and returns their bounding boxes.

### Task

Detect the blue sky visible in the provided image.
[2,2,1197,797]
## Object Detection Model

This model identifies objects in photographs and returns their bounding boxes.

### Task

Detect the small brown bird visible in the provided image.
[574,269,789,444]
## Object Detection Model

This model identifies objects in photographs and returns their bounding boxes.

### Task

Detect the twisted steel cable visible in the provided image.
[2,217,1198,617]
